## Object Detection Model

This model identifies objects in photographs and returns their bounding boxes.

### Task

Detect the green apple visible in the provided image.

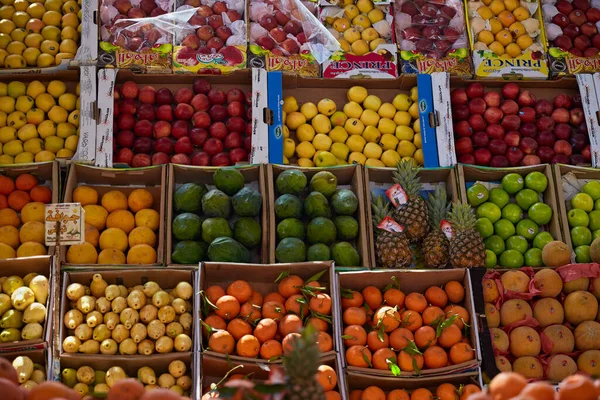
[485,235,506,256]
[477,202,502,223]
[575,245,591,263]
[572,192,594,212]
[568,208,590,228]
[499,249,524,268]
[502,173,524,194]
[489,188,510,209]
[525,171,548,193]
[485,250,497,268]
[494,219,516,240]
[583,181,600,201]
[476,218,494,239]
[589,210,600,231]
[515,188,539,211]
[524,247,543,267]
[467,183,489,207]
[533,231,554,250]
[502,203,523,224]
[595,199,600,211]
[528,202,552,225]
[516,219,539,240]
[571,226,593,246]
[506,235,529,254]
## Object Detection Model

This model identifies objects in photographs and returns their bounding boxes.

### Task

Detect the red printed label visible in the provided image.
[377,216,404,233]
[386,184,408,209]
[441,220,453,239]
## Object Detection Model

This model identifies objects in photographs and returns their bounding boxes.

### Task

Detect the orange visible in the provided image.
[497,10,515,27]
[346,345,372,368]
[0,194,7,209]
[405,292,427,313]
[558,374,597,400]
[20,201,44,223]
[344,324,367,346]
[66,242,98,264]
[519,382,555,400]
[214,295,240,321]
[422,306,445,326]
[387,389,410,400]
[383,288,405,308]
[84,205,108,231]
[264,292,286,304]
[326,391,341,400]
[307,317,329,332]
[342,290,363,309]
[488,372,527,400]
[361,387,385,400]
[437,324,462,349]
[414,326,437,349]
[101,190,128,213]
[227,318,253,340]
[260,339,282,359]
[8,190,30,211]
[425,286,448,308]
[0,176,15,195]
[367,330,389,351]
[282,332,301,355]
[30,186,51,204]
[279,314,303,336]
[239,302,261,322]
[362,286,383,310]
[316,331,333,352]
[310,293,332,315]
[350,390,364,400]
[436,383,458,400]
[410,388,433,400]
[398,350,424,372]
[400,310,422,332]
[0,208,20,227]
[205,285,225,305]
[444,305,470,330]
[374,306,400,332]
[15,173,37,191]
[316,365,337,391]
[389,328,414,350]
[459,384,481,400]
[423,345,448,369]
[305,280,323,293]
[254,318,278,343]
[106,209,135,234]
[73,185,98,206]
[278,275,303,298]
[227,280,253,303]
[285,294,309,317]
[372,347,397,370]
[0,226,19,248]
[445,281,465,303]
[344,306,367,326]
[236,334,260,358]
[127,188,153,213]
[202,314,226,336]
[134,208,159,231]
[449,342,475,364]
[208,330,235,354]
[262,301,286,320]
[249,291,263,306]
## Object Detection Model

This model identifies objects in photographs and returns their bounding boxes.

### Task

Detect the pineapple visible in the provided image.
[423,186,450,269]
[371,194,412,269]
[391,160,430,243]
[448,203,486,268]
[283,328,325,400]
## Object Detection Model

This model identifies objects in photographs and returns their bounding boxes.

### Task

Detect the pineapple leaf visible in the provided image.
[386,358,401,376]
[341,288,355,299]
[426,185,450,228]
[392,160,422,199]
[305,270,327,283]
[274,271,289,283]
[436,314,458,338]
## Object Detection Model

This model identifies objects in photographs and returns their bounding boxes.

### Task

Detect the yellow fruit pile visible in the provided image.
[0,80,80,164]
[470,0,540,58]
[323,0,390,56]
[66,186,160,265]
[0,0,81,68]
[283,85,423,167]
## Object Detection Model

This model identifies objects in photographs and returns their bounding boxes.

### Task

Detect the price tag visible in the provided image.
[45,203,85,246]
[386,184,408,209]
[377,217,404,233]
[441,220,453,239]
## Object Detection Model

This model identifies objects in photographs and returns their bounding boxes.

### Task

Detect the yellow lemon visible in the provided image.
[44,135,64,153]
[362,125,381,143]
[84,223,99,247]
[363,95,382,112]
[0,154,13,164]
[397,140,417,157]
[3,139,22,156]
[346,135,366,153]
[488,41,505,56]
[73,185,98,206]
[83,205,108,230]
[504,0,519,11]
[14,152,33,164]
[344,118,365,135]
[408,102,419,119]
[489,0,505,15]
[300,102,317,120]
[297,158,314,167]
[509,22,525,38]
[348,152,366,165]
[392,94,412,112]
[311,114,331,134]
[135,209,159,231]
[380,133,399,151]
[296,124,315,142]
[516,35,533,50]
[127,244,157,264]
[477,5,493,19]
[395,125,414,141]
[101,190,128,213]
[313,133,332,151]
[478,30,495,45]
[360,109,380,127]
[495,30,512,46]
[414,133,422,149]
[128,226,156,248]
[97,248,126,265]
[99,227,128,252]
[282,96,298,113]
[336,158,348,165]
[285,112,306,130]
[489,18,503,34]
[106,209,135,234]
[365,158,385,167]
[0,225,19,248]
[0,242,15,259]
[21,201,45,223]
[66,242,97,264]
[380,149,401,167]
[330,111,348,127]
[393,111,412,127]
[505,43,522,58]
[19,221,45,243]
[296,141,316,159]
[56,148,73,159]
[414,149,424,165]
[65,135,78,152]
[283,126,289,138]
[329,126,348,143]
[378,118,396,135]
[17,241,46,257]
[363,142,382,159]
[413,119,421,134]
[330,142,350,161]
[34,150,53,162]
[343,101,363,118]
[317,98,337,116]
[347,86,368,103]
[283,138,295,158]
[513,6,530,21]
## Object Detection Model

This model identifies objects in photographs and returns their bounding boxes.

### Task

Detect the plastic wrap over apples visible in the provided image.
[394,0,468,59]
[541,0,600,57]
[249,0,340,63]
[102,8,198,51]
[100,0,174,27]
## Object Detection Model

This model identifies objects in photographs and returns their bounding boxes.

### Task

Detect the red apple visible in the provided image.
[468,98,487,115]
[226,117,246,133]
[174,88,194,104]
[132,153,151,168]
[225,131,243,149]
[216,26,233,42]
[489,139,507,155]
[244,135,251,152]
[588,7,600,23]
[451,88,468,105]
[517,90,536,107]
[555,123,572,140]
[564,23,580,39]
[156,105,173,121]
[483,91,501,107]
[501,114,521,131]
[570,108,584,125]
[520,137,538,155]
[171,153,191,165]
[209,104,228,122]
[138,103,155,121]
[134,120,153,138]
[472,131,490,148]
[120,99,136,115]
[554,34,572,50]
[156,88,173,105]
[154,137,173,154]
[575,35,592,50]
[452,105,470,121]
[153,120,171,138]
[204,138,224,156]
[208,15,223,29]
[226,88,245,104]
[474,148,492,166]
[133,137,153,154]
[454,121,472,137]
[552,154,571,163]
[211,152,231,166]
[174,103,194,120]
[172,120,189,139]
[117,114,135,130]
[151,152,170,165]
[582,144,592,160]
[556,0,574,15]
[500,100,519,115]
[486,124,505,140]
[193,79,211,95]
[584,47,599,57]
[552,108,570,123]
[521,155,541,166]
[570,133,588,151]
[120,81,138,99]
[191,94,210,112]
[189,128,208,147]
[174,137,193,154]
[553,13,570,29]
[519,123,537,138]
[208,88,226,104]
[506,147,525,166]
[192,151,211,166]
[281,38,300,54]
[504,131,520,147]
[466,83,484,99]
[256,36,275,50]
[501,83,520,100]
[490,155,510,167]
[569,9,588,26]
[468,114,487,132]
[582,22,598,36]
[274,10,291,26]
[227,101,244,118]
[138,86,156,104]
[536,116,555,131]
[554,139,573,156]
[570,154,589,165]
[116,130,134,147]
[537,131,556,147]
[483,107,503,124]
[537,146,555,163]
[207,37,224,51]
[458,154,475,164]
[455,137,473,155]
[534,99,553,116]
[116,148,134,165]
[230,148,248,163]
[209,121,228,140]
[192,111,211,129]
[518,107,536,123]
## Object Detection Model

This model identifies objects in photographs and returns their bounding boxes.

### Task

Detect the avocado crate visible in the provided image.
[199,352,347,399]
[0,161,60,258]
[56,352,199,397]
[457,164,563,269]
[364,166,460,269]
[0,256,55,352]
[166,164,268,267]
[335,269,481,378]
[0,348,51,384]
[58,268,198,358]
[266,164,369,269]
[199,261,338,363]
[552,164,600,254]
[61,164,167,267]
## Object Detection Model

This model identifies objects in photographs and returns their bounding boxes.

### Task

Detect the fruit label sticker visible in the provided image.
[378,216,404,233]
[44,203,85,246]
[441,220,453,239]
[386,184,408,208]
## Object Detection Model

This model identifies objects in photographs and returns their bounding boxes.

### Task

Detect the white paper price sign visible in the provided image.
[45,203,85,246]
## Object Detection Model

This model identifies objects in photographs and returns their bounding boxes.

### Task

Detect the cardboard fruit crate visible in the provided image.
[199,261,338,363]
[0,256,55,351]
[552,163,600,253]
[335,269,481,378]
[0,348,51,385]
[266,164,369,269]
[199,352,346,399]
[61,163,167,267]
[57,352,198,397]
[58,268,198,358]
[364,166,460,269]
[166,164,268,267]
[0,161,59,258]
